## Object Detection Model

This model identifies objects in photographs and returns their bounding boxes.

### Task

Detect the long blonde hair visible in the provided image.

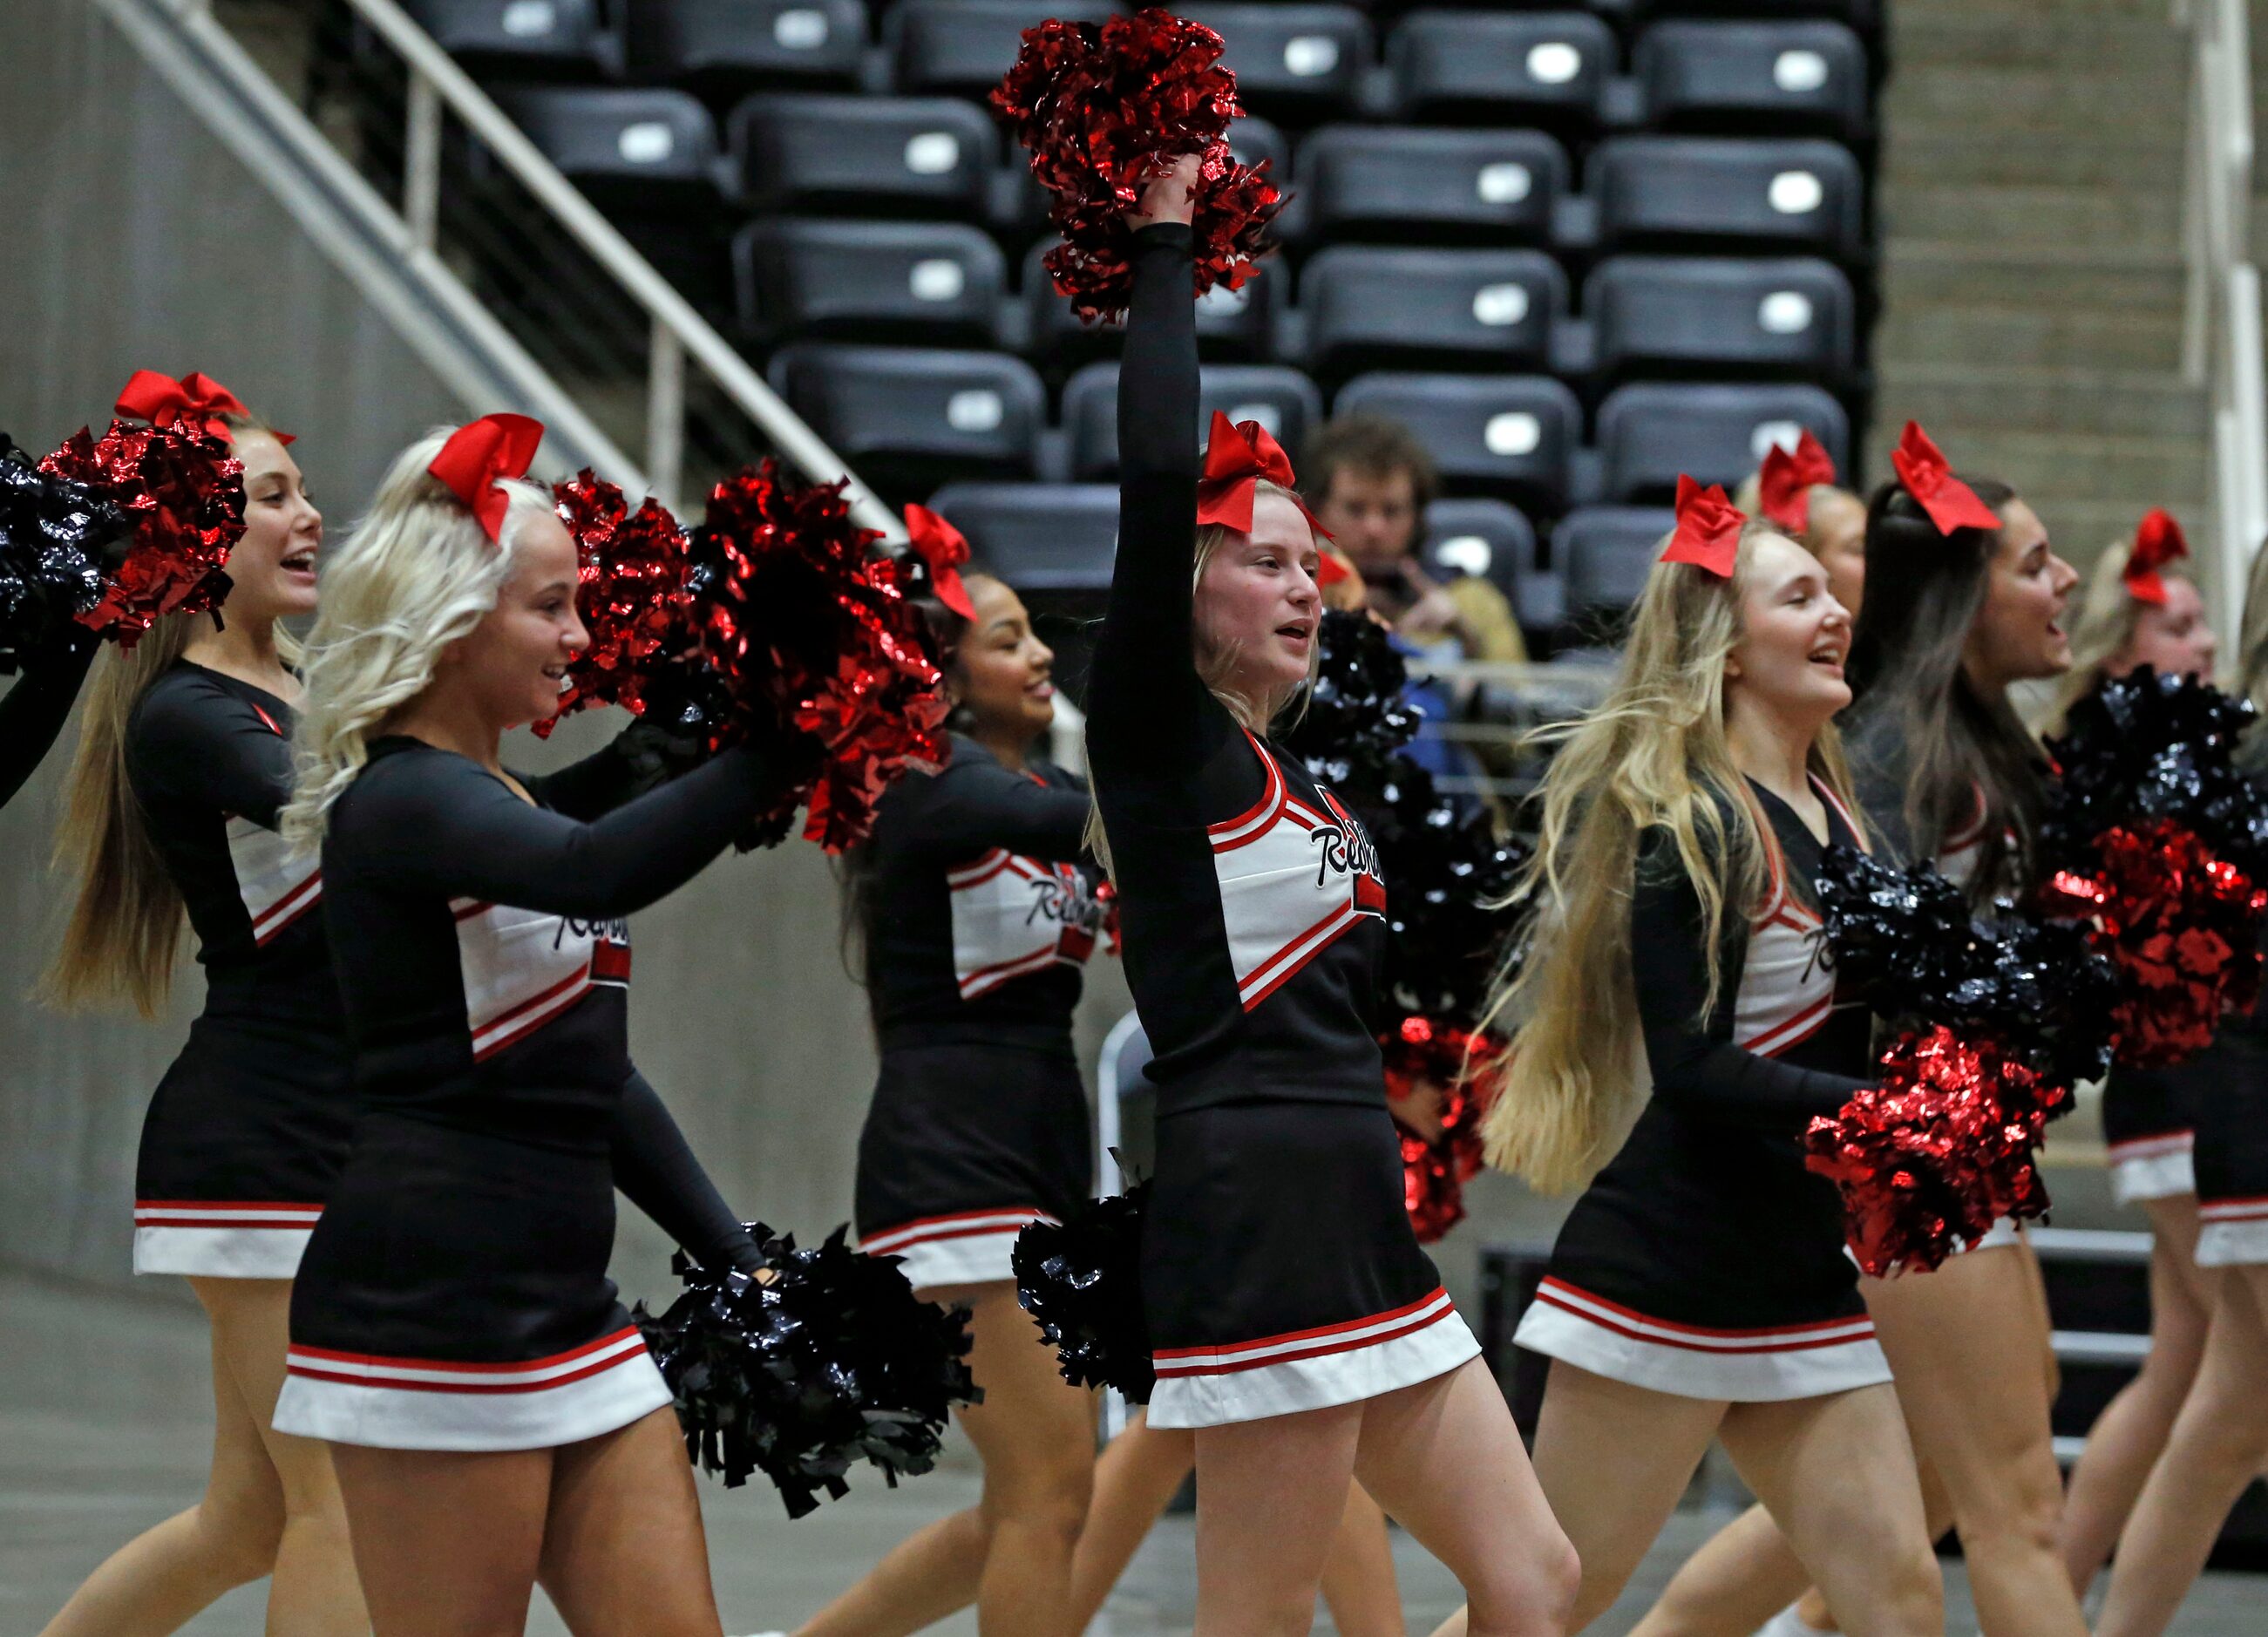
[280,431,553,851]
[2043,537,2193,734]
[1083,479,1322,874]
[2238,535,2268,719]
[45,412,302,1015]
[1477,520,1858,1193]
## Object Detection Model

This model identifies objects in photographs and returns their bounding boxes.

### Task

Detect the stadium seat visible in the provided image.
[1419,498,1548,633]
[1389,11,1617,130]
[728,95,996,216]
[1555,506,1674,629]
[767,344,1046,492]
[1295,126,1565,246]
[1300,248,1566,378]
[890,0,1119,98]
[627,0,867,100]
[1061,363,1324,481]
[489,86,723,206]
[923,483,1121,592]
[1025,248,1282,363]
[1595,382,1850,503]
[1585,256,1854,382]
[1633,21,1871,142]
[1590,137,1865,262]
[1181,4,1375,121]
[732,220,1004,345]
[404,0,622,77]
[1334,373,1581,513]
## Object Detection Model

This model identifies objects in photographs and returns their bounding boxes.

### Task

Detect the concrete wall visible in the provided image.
[0,0,1565,1322]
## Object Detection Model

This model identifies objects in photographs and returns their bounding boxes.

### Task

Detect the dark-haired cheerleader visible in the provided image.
[793,558,1109,1637]
[1083,159,1573,1637]
[37,379,370,1637]
[268,419,783,1637]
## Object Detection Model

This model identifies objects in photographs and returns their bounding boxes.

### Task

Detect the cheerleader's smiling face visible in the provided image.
[443,510,590,731]
[952,575,1058,741]
[1965,499,2078,686]
[1725,530,1853,725]
[2116,575,2217,682]
[221,431,323,623]
[1193,487,1323,714]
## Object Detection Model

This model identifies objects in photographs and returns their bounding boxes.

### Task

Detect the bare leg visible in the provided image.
[1193,1403,1367,1637]
[1351,1358,1578,1637]
[1321,1484,1408,1637]
[1625,1505,1811,1637]
[2095,1265,2268,1637]
[38,1279,290,1637]
[1715,1389,1939,1637]
[1064,1411,1194,1630]
[793,1511,988,1637]
[330,1441,551,1637]
[1863,1246,2088,1637]
[2059,1196,2208,1594]
[538,1406,727,1636]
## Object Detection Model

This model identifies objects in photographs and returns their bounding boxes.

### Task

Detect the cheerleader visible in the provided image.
[1631,438,2086,1637]
[37,378,368,1637]
[1437,486,1944,1637]
[2047,511,2223,1593]
[795,558,1106,1637]
[268,417,783,1637]
[2090,542,2268,1637]
[1734,431,1866,617]
[1083,158,1575,1637]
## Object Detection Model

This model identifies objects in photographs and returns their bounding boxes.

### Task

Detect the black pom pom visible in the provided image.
[633,1224,980,1518]
[0,433,130,672]
[1282,610,1422,793]
[1816,844,2119,1090]
[1012,1182,1154,1401]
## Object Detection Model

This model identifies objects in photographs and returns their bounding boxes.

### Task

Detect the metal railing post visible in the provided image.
[403,70,441,254]
[647,320,686,516]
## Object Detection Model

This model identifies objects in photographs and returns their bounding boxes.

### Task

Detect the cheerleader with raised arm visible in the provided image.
[1632,437,2087,1637]
[2045,511,2224,1593]
[2090,540,2268,1637]
[1083,156,1575,1637]
[37,377,369,1637]
[268,417,788,1637]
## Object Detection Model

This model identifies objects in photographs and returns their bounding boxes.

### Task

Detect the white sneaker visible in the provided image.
[1755,1605,1835,1637]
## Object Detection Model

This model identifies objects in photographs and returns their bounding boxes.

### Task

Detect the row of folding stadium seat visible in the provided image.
[925,480,1675,644]
[769,350,1848,513]
[410,2,1872,140]
[496,90,1870,268]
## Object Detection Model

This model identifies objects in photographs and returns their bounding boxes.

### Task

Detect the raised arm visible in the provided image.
[612,1069,760,1274]
[1631,832,1864,1124]
[347,742,771,920]
[913,753,1092,863]
[1085,160,1226,777]
[0,627,98,812]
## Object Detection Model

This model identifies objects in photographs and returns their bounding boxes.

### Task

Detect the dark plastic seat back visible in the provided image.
[1390,11,1617,129]
[1297,126,1565,246]
[1182,4,1375,119]
[733,219,1005,344]
[923,483,1121,592]
[1062,363,1324,481]
[1334,373,1580,513]
[1420,497,1541,622]
[404,0,620,74]
[1595,382,1849,503]
[490,86,722,201]
[891,0,1120,98]
[1586,255,1854,380]
[729,94,995,216]
[1592,137,1864,262]
[1635,20,1871,140]
[1301,248,1565,377]
[767,344,1046,490]
[628,0,867,95]
[1555,506,1676,629]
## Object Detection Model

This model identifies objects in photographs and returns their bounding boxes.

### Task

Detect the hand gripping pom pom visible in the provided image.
[1382,1016,1502,1245]
[38,420,243,648]
[1805,1027,2066,1276]
[991,8,1281,325]
[0,433,131,671]
[632,1224,981,1519]
[537,471,695,737]
[1012,1180,1155,1401]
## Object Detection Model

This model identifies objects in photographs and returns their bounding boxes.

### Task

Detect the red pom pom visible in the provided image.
[1804,1027,2064,1276]
[39,420,242,648]
[694,462,948,852]
[538,471,694,737]
[992,8,1280,324]
[2043,818,2268,1067]
[1381,1015,1502,1245]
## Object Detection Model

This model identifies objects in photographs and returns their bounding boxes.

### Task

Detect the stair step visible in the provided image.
[1883,241,2188,312]
[1876,366,2210,438]
[1883,130,2184,190]
[1884,184,2184,248]
[1890,12,2186,71]
[1876,303,2184,371]
[1898,0,2192,18]
[1853,429,2206,503]
[1888,68,2189,130]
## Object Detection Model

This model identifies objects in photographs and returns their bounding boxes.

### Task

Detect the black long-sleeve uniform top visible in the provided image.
[322,734,774,1269]
[1085,224,1390,1114]
[863,731,1105,1054]
[0,624,98,812]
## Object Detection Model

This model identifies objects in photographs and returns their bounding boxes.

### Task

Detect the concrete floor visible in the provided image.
[3,1273,2261,1637]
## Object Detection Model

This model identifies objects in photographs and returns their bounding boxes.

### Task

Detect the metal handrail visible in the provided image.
[2176,0,2265,636]
[221,0,898,533]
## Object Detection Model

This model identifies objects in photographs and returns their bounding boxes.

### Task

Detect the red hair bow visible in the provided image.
[2122,508,2188,606]
[902,503,979,621]
[113,370,293,445]
[1660,475,1746,579]
[1757,430,1837,533]
[1195,412,1332,541]
[1891,422,2000,536]
[428,413,544,542]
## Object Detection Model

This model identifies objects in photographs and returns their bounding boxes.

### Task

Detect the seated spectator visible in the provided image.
[1304,415,1531,668]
